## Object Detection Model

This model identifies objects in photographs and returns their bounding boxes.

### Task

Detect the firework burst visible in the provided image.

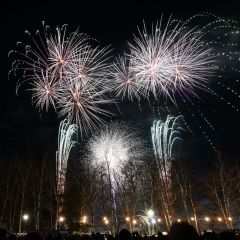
[111,56,141,100]
[9,23,113,135]
[127,19,215,100]
[87,122,144,233]
[88,122,144,177]
[30,69,60,111]
[57,78,112,135]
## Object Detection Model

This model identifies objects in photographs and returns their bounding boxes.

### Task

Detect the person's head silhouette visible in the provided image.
[168,222,199,240]
[24,231,44,240]
[119,229,132,240]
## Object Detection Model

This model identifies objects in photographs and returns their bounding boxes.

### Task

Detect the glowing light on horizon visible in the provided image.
[205,217,210,222]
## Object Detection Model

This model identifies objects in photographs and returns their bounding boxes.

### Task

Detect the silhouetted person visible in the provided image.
[0,228,8,240]
[200,231,217,240]
[24,232,44,240]
[93,232,104,240]
[156,232,167,240]
[118,229,131,240]
[168,222,199,240]
[218,231,237,240]
[143,234,148,240]
[6,234,17,240]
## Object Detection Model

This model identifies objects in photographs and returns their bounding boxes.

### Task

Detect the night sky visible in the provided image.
[1,0,240,168]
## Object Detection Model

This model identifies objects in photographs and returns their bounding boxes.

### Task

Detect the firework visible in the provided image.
[30,69,60,111]
[10,24,88,86]
[88,121,144,233]
[55,119,78,227]
[66,44,111,90]
[111,56,141,100]
[57,78,112,135]
[124,19,215,101]
[151,115,182,174]
[9,23,113,135]
[47,25,88,77]
[56,119,78,196]
[88,122,143,176]
[151,115,182,229]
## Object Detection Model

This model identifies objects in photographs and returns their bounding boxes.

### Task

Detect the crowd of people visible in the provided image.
[0,222,239,240]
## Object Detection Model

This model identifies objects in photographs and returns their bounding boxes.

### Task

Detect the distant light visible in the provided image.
[147,210,154,218]
[82,215,87,223]
[228,217,232,221]
[190,217,195,221]
[205,217,210,222]
[105,220,109,225]
[157,218,161,223]
[217,217,222,222]
[151,218,156,224]
[177,219,181,223]
[133,219,137,225]
[23,214,29,221]
[103,216,107,221]
[59,216,65,223]
[125,217,130,222]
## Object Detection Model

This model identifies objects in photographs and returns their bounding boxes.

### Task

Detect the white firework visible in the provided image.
[47,25,88,78]
[87,122,144,233]
[57,78,112,135]
[151,115,182,228]
[66,43,111,92]
[169,30,214,97]
[128,19,215,100]
[111,56,141,100]
[56,119,78,196]
[151,115,182,182]
[10,23,113,135]
[11,23,88,85]
[30,69,60,111]
[88,122,144,176]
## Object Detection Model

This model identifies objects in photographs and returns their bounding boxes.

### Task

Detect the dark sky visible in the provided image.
[1,0,240,166]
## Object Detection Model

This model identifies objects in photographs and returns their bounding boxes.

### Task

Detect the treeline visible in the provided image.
[0,148,240,233]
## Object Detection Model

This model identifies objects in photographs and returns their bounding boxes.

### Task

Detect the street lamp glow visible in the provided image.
[177,219,181,223]
[105,220,109,225]
[82,215,87,223]
[125,217,130,222]
[147,210,154,218]
[151,218,156,224]
[217,217,222,222]
[23,214,29,221]
[133,219,137,225]
[103,216,107,221]
[157,218,161,223]
[59,216,65,223]
[228,217,232,221]
[190,217,195,221]
[205,217,210,222]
